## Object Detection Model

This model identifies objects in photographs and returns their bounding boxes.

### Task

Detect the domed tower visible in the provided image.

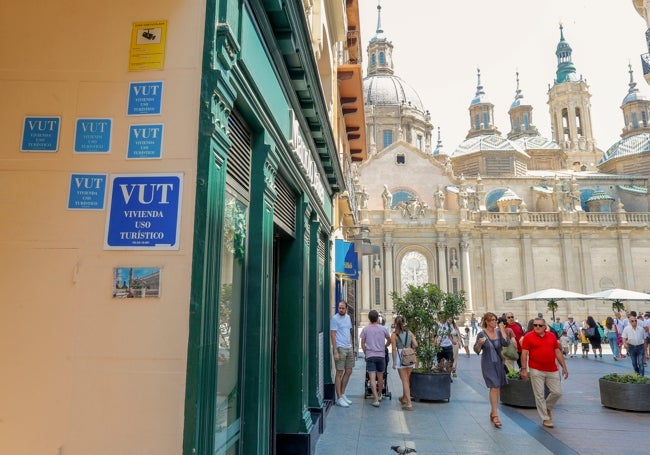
[620,64,650,137]
[599,64,650,174]
[452,69,529,177]
[363,1,433,156]
[507,72,539,140]
[509,72,564,171]
[466,68,501,139]
[547,25,601,170]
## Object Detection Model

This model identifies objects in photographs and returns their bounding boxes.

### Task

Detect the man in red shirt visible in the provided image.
[520,318,569,429]
[505,312,525,367]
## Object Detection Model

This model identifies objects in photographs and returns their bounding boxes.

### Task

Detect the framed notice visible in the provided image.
[105,173,183,250]
[129,20,167,71]
[21,116,61,152]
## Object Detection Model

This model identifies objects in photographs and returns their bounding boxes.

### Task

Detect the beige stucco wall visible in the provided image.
[0,2,204,454]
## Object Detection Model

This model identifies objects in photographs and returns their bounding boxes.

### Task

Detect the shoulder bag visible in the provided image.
[502,339,518,360]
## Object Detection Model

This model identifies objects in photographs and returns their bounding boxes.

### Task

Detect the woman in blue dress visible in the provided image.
[474,312,511,428]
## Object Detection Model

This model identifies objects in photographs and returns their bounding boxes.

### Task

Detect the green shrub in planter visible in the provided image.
[599,373,650,411]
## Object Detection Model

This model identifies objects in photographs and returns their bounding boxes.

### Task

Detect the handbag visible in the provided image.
[614,325,623,345]
[399,332,416,366]
[502,341,518,360]
[585,327,596,338]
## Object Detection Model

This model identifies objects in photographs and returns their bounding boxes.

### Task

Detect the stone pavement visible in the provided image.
[315,345,650,455]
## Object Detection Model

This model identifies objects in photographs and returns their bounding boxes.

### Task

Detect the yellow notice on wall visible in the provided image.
[129,20,167,71]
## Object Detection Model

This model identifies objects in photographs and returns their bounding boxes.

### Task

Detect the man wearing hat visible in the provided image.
[563,315,580,358]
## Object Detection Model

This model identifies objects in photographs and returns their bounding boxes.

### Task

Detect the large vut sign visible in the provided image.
[105,173,183,250]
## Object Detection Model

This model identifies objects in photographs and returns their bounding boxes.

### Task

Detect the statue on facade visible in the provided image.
[458,189,469,209]
[382,185,393,209]
[358,186,369,209]
[444,156,454,178]
[434,184,446,209]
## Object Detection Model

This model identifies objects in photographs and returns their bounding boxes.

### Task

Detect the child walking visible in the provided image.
[580,328,590,358]
[559,330,570,356]
[462,327,471,357]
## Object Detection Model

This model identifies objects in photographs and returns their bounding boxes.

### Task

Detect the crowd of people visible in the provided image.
[330,301,650,429]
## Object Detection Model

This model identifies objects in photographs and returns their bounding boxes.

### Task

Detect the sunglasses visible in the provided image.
[506,316,514,319]
[533,324,545,328]
[630,319,637,322]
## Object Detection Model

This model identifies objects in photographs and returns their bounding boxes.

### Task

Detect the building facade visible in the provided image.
[0,1,365,454]
[355,8,650,326]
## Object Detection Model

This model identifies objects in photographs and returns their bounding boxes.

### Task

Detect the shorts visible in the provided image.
[582,343,589,351]
[568,337,579,345]
[335,347,355,371]
[365,356,386,373]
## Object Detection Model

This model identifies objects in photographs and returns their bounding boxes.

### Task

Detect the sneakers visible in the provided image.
[341,395,352,405]
[371,400,380,408]
[336,398,350,407]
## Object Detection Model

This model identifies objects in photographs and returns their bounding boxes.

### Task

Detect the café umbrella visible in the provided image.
[509,288,590,320]
[586,288,650,312]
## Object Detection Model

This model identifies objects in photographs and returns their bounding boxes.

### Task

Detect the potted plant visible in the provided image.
[599,373,650,412]
[391,283,466,401]
[500,369,548,408]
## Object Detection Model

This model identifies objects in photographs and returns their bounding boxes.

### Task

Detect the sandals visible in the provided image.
[399,396,406,404]
[490,413,502,428]
[402,404,413,411]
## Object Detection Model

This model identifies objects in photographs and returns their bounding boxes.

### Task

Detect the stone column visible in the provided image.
[436,239,448,291]
[383,232,394,308]
[460,236,473,311]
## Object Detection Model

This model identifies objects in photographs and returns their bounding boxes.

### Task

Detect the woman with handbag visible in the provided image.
[584,316,603,358]
[391,316,418,411]
[474,312,511,428]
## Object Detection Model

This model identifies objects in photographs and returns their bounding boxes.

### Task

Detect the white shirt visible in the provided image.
[622,324,646,346]
[564,320,580,338]
[330,313,352,348]
[613,317,625,335]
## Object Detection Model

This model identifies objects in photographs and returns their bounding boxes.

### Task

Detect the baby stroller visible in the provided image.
[364,348,392,400]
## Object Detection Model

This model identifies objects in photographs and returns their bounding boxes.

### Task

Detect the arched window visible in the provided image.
[379,52,385,65]
[391,190,414,208]
[400,251,429,292]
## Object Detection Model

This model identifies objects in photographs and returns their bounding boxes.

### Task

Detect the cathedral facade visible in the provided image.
[354,6,650,324]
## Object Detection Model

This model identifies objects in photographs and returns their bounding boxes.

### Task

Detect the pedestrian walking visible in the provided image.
[360,310,391,407]
[474,312,511,428]
[520,317,568,428]
[604,316,620,360]
[391,316,418,411]
[622,315,646,376]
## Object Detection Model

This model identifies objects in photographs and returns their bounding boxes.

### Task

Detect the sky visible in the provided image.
[358,0,649,154]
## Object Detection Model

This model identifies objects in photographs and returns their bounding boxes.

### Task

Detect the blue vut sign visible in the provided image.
[21,116,61,152]
[74,118,112,153]
[105,173,183,250]
[127,81,163,116]
[127,124,164,158]
[68,174,107,210]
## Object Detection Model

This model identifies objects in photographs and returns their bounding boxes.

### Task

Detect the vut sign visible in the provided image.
[105,174,183,250]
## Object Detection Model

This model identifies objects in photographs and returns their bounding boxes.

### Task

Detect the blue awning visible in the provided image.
[335,239,359,280]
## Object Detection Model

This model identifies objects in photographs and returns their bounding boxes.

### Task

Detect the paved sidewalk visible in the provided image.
[315,348,650,455]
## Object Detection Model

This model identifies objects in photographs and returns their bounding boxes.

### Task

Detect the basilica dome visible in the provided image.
[363,74,425,111]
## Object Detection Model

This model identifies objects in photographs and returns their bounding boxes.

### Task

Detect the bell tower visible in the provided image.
[547,25,600,170]
[366,1,394,77]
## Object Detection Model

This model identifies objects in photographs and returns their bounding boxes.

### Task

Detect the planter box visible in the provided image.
[410,372,451,402]
[500,379,548,408]
[599,378,650,412]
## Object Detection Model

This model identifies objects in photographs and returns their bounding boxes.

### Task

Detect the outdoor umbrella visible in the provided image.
[509,288,590,320]
[586,288,650,312]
